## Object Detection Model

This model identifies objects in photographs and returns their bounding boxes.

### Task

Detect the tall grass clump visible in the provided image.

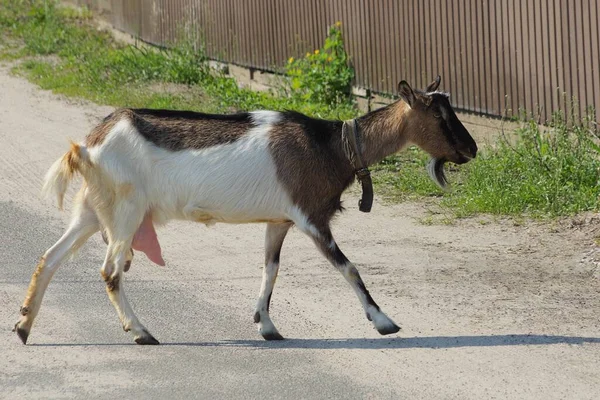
[285,22,354,107]
[444,111,600,217]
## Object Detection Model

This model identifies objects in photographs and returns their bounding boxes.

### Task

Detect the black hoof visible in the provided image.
[13,323,29,345]
[135,331,160,345]
[376,323,401,336]
[261,331,285,341]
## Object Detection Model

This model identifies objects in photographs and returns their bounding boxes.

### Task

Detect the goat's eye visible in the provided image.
[433,113,442,119]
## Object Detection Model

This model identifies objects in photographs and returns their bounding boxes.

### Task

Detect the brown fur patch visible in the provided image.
[130,109,253,151]
[63,142,81,176]
[86,108,253,151]
[251,219,290,224]
[358,94,473,164]
[22,257,45,310]
[104,274,120,292]
[270,93,474,229]
[405,100,456,160]
[189,208,289,225]
[100,269,109,282]
[357,101,414,165]
[269,108,413,228]
[269,117,354,230]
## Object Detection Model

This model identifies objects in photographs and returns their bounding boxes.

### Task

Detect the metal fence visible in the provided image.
[75,1,599,123]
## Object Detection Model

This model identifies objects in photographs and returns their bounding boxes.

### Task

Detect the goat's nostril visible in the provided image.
[471,145,478,158]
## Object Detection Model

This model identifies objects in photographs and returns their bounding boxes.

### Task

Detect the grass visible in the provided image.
[445,114,600,217]
[1,0,599,219]
[0,0,356,119]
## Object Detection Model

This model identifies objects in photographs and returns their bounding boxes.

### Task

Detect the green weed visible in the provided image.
[285,22,354,106]
[444,112,600,217]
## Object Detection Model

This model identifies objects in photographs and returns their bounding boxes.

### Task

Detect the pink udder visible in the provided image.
[132,213,165,266]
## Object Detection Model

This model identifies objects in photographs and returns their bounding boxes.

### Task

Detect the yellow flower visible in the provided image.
[327,57,333,62]
[314,49,320,55]
[306,52,310,57]
[288,57,294,64]
[335,21,342,27]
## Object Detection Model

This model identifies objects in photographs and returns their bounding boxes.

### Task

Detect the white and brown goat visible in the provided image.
[14,77,477,345]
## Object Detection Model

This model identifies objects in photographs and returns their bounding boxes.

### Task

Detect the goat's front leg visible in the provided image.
[254,222,292,340]
[301,224,400,335]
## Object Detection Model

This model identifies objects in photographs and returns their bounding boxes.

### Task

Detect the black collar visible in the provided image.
[342,119,373,212]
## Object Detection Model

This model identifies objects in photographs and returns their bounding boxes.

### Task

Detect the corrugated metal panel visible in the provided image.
[95,1,598,123]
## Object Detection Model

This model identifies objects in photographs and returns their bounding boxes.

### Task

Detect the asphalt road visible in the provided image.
[1,66,599,399]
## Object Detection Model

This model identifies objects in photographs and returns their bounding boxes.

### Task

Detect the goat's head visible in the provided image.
[398,76,477,189]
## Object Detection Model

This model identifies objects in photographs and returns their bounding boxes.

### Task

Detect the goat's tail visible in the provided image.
[42,142,91,210]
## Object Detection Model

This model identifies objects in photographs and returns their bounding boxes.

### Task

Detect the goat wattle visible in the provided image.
[132,213,165,266]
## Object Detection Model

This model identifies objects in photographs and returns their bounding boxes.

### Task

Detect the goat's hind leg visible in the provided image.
[14,191,100,344]
[101,229,134,272]
[101,200,158,345]
[254,222,292,340]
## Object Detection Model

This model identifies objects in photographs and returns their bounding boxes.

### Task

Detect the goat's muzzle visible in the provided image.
[458,142,478,163]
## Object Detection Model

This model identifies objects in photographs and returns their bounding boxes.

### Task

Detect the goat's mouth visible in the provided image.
[459,150,477,163]
[427,158,449,190]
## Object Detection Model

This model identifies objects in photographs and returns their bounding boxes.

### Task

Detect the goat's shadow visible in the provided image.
[31,334,600,349]
[167,335,600,349]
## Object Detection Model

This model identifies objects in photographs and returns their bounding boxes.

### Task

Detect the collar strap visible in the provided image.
[342,119,373,213]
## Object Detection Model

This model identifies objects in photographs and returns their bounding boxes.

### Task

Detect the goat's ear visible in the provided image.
[398,81,416,107]
[426,75,441,92]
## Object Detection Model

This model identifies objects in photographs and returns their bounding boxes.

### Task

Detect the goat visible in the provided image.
[14,76,477,345]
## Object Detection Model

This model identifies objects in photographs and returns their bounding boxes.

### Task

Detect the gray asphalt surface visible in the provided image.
[1,202,368,399]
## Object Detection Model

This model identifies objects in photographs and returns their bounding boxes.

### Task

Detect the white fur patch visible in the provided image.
[426,90,450,98]
[250,110,282,126]
[288,205,320,239]
[88,115,296,226]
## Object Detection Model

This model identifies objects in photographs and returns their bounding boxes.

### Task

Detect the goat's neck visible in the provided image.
[355,100,412,166]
